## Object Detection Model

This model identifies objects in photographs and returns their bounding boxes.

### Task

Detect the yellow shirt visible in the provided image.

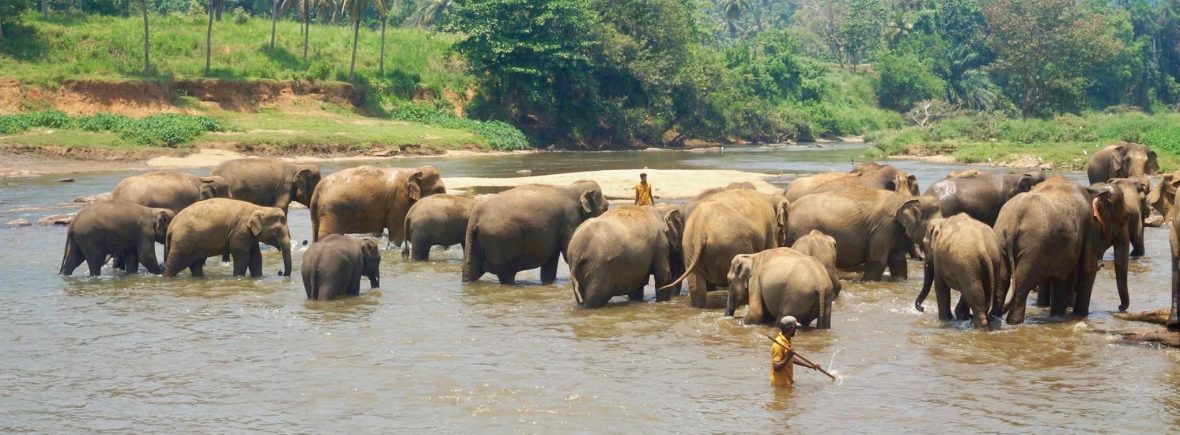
[635,182,654,206]
[770,332,794,388]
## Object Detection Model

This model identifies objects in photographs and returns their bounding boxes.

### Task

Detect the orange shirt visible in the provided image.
[635,181,654,206]
[770,332,794,388]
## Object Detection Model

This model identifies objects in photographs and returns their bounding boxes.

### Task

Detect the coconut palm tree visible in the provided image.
[140,0,150,75]
[720,0,751,38]
[379,0,393,75]
[342,0,386,82]
[416,0,453,27]
[206,0,223,76]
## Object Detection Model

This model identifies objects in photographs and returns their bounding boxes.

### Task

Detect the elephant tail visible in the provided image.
[659,235,704,291]
[570,259,585,305]
[401,215,412,259]
[309,193,321,243]
[58,230,75,275]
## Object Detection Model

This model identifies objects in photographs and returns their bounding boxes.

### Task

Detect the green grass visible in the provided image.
[0,13,472,100]
[866,111,1180,171]
[0,110,225,146]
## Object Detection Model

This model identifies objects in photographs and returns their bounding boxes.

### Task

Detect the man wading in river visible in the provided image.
[635,173,654,206]
[771,316,821,388]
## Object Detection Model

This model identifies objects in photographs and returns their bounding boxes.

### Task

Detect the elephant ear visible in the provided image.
[730,254,755,284]
[663,208,684,239]
[153,209,174,240]
[1147,150,1160,174]
[906,174,919,195]
[247,210,265,237]
[294,167,317,201]
[405,170,424,201]
[1017,174,1034,193]
[360,238,381,261]
[923,219,942,254]
[894,198,922,238]
[579,191,596,215]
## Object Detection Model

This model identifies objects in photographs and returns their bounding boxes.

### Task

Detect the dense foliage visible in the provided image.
[0,111,225,146]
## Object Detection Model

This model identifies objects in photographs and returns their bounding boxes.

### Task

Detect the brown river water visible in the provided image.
[1,144,1178,432]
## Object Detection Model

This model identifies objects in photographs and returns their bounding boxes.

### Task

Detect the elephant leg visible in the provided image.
[540,254,559,285]
[496,273,516,285]
[887,248,908,280]
[248,245,263,277]
[690,274,708,309]
[61,242,84,276]
[411,236,431,261]
[189,259,205,277]
[1131,222,1145,257]
[1048,278,1071,317]
[1035,284,1050,308]
[863,261,887,281]
[85,255,104,277]
[934,275,953,321]
[112,254,127,271]
[124,250,139,275]
[954,297,970,321]
[1006,265,1039,325]
[221,253,231,263]
[628,287,644,301]
[231,249,251,276]
[138,239,162,274]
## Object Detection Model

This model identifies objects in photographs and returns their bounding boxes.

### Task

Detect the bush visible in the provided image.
[0,111,224,147]
[388,103,528,150]
[875,52,946,112]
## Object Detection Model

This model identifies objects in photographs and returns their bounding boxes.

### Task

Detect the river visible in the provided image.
[1,144,1177,433]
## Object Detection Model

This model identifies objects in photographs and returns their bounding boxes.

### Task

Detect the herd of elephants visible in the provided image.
[55,141,1180,334]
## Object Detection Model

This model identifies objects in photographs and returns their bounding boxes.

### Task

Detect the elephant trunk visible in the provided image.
[369,274,379,289]
[279,241,292,277]
[915,260,934,312]
[725,285,739,317]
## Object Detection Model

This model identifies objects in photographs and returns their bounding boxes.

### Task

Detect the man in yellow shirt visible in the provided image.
[771,316,820,388]
[634,173,654,206]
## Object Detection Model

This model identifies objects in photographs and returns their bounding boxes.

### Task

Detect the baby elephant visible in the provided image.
[790,230,842,297]
[726,248,835,328]
[567,205,684,308]
[915,213,1008,329]
[60,200,174,276]
[164,198,292,277]
[402,194,475,261]
[302,235,381,300]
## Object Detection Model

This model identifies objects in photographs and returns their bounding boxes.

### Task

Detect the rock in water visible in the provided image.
[58,178,75,183]
[6,219,31,227]
[37,213,76,226]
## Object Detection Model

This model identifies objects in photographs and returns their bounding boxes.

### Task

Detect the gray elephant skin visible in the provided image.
[212,158,321,213]
[1105,177,1149,257]
[59,200,174,276]
[567,205,684,308]
[994,177,1133,325]
[790,229,841,297]
[164,198,292,277]
[302,235,381,300]
[1168,203,1180,331]
[1148,169,1180,226]
[725,248,835,328]
[310,165,446,243]
[925,169,1047,226]
[1086,142,1158,184]
[402,194,474,261]
[915,214,1008,329]
[787,185,939,281]
[662,185,788,308]
[783,162,919,202]
[111,171,230,214]
[462,181,608,285]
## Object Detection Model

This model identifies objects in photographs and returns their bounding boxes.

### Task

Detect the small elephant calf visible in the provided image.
[726,247,835,328]
[301,235,381,300]
[60,200,174,276]
[915,213,1008,329]
[402,194,475,261]
[790,230,842,297]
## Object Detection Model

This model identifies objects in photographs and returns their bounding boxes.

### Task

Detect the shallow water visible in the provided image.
[1,144,1177,432]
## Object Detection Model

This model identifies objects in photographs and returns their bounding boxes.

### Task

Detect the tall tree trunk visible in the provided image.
[303,0,310,60]
[41,0,48,18]
[379,18,386,75]
[270,0,278,51]
[215,1,223,21]
[141,0,150,75]
[205,3,214,76]
[1,20,5,40]
[348,19,360,82]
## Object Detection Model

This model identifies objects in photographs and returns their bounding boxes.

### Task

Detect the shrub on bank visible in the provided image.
[388,103,528,151]
[0,111,225,147]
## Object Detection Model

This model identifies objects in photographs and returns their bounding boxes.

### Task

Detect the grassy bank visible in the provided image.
[866,112,1180,171]
[0,13,471,101]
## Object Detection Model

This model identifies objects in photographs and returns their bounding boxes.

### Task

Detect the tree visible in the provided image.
[270,0,281,51]
[342,0,385,82]
[983,0,1122,117]
[379,0,391,75]
[839,0,884,71]
[875,51,945,111]
[415,0,453,27]
[0,0,32,39]
[721,0,751,38]
[205,0,222,76]
[794,0,848,66]
[140,0,150,75]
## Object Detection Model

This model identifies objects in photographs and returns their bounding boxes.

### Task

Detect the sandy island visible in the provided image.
[446,169,780,200]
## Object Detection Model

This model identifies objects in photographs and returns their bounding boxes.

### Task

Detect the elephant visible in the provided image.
[567,205,684,308]
[724,248,835,328]
[994,177,1133,325]
[310,165,446,244]
[786,186,940,281]
[462,180,608,285]
[1168,206,1180,331]
[301,234,381,301]
[211,158,321,214]
[914,214,1008,329]
[111,171,230,214]
[1106,177,1149,257]
[401,194,475,261]
[1086,142,1159,184]
[925,169,1047,226]
[790,230,841,297]
[1147,169,1180,227]
[163,198,292,277]
[783,163,919,202]
[59,200,174,276]
[661,186,789,308]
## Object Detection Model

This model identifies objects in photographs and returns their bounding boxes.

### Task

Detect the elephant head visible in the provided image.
[896,195,943,249]
[1149,171,1180,218]
[151,208,175,243]
[1013,170,1048,194]
[248,207,292,276]
[725,254,756,317]
[663,208,685,261]
[199,176,231,200]
[1111,143,1160,178]
[292,164,322,207]
[408,165,447,200]
[1089,182,1132,311]
[852,163,919,196]
[359,237,381,288]
[571,180,608,219]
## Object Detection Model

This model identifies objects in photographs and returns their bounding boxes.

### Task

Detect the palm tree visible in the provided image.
[206,0,223,76]
[416,0,453,27]
[720,0,751,38]
[379,0,392,75]
[140,0,150,75]
[342,0,386,82]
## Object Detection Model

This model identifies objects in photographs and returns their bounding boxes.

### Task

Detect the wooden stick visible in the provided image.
[766,335,837,381]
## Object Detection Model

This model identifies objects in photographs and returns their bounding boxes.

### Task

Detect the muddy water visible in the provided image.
[1,144,1178,432]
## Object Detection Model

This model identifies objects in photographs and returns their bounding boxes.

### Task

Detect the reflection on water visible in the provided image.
[0,144,1177,432]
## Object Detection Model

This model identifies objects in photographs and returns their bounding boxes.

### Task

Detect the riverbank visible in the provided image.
[867,111,1180,171]
[446,169,780,200]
